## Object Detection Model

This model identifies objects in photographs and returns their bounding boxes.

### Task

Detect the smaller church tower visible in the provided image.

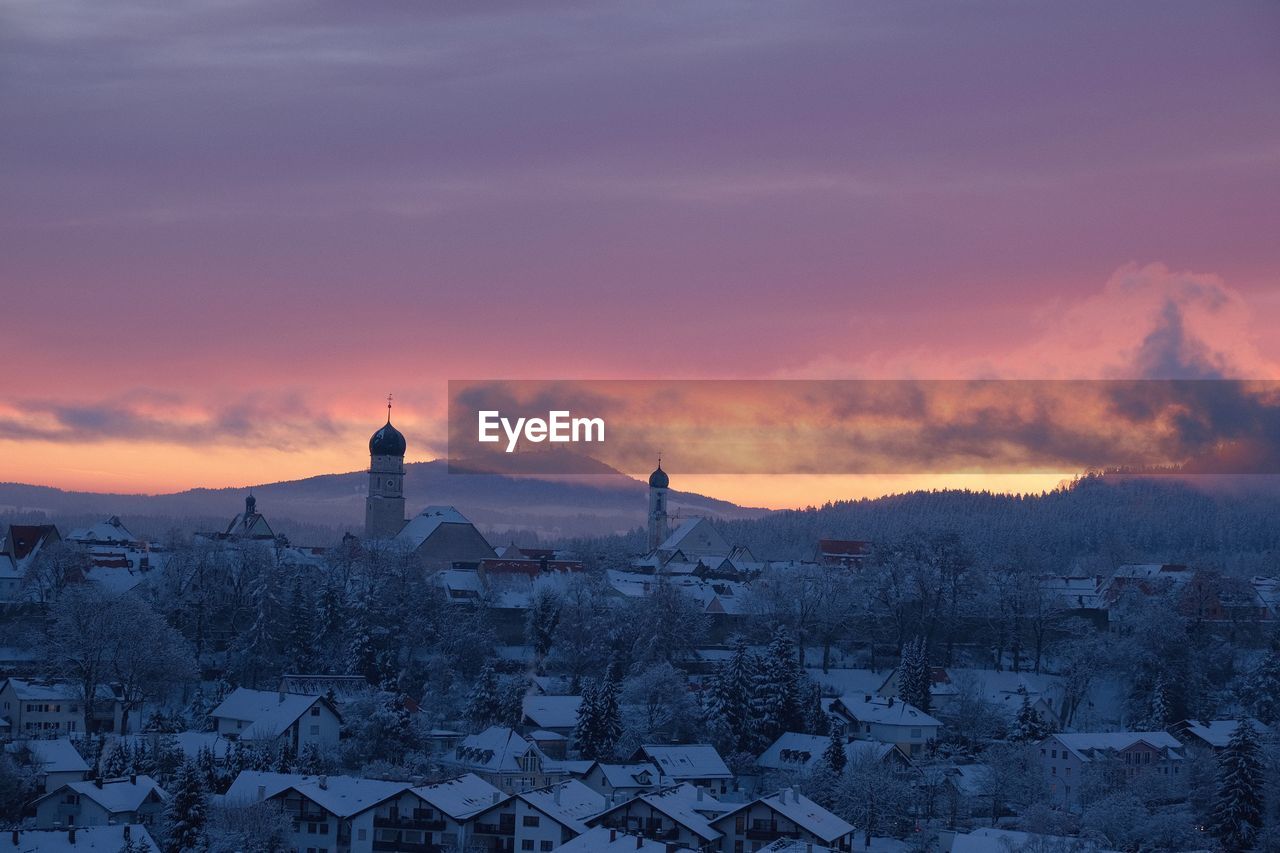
[365,396,407,539]
[647,457,669,552]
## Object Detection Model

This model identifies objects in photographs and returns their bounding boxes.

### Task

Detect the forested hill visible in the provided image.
[707,475,1280,575]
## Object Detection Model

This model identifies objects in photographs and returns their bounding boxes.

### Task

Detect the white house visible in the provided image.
[0,825,159,852]
[1037,732,1187,810]
[210,688,341,752]
[0,679,125,736]
[710,788,855,852]
[589,783,730,850]
[223,771,409,853]
[379,773,510,851]
[757,732,910,777]
[439,726,568,793]
[579,761,663,801]
[31,775,168,829]
[631,744,734,795]
[828,695,941,757]
[557,826,698,852]
[6,738,90,792]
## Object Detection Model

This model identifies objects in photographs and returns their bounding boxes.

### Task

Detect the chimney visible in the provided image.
[696,786,703,802]
[492,792,500,804]
[94,777,103,788]
[257,785,266,801]
[864,694,871,703]
[129,773,137,785]
[278,690,286,703]
[887,697,894,708]
[67,828,76,845]
[635,836,643,850]
[554,784,562,804]
[10,830,17,845]
[610,829,617,842]
[319,775,328,790]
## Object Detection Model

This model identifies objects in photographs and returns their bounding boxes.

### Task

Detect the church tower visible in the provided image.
[647,457,669,552]
[365,396,407,539]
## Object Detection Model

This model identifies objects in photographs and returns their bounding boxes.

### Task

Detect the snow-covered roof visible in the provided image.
[411,773,507,819]
[757,732,897,773]
[557,827,696,852]
[833,695,941,728]
[224,771,407,817]
[210,688,330,740]
[395,505,473,550]
[636,744,732,781]
[447,727,546,773]
[66,517,137,545]
[12,737,90,774]
[519,780,607,833]
[5,826,159,852]
[523,695,582,730]
[723,789,854,844]
[591,762,661,789]
[278,674,373,703]
[117,731,234,762]
[951,828,1118,853]
[438,569,485,598]
[1050,731,1184,762]
[600,784,728,842]
[1179,719,1268,749]
[36,775,167,814]
[1,679,117,703]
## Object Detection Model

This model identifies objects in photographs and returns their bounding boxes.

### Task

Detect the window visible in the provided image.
[541,842,554,852]
[910,728,921,738]
[319,823,329,835]
[310,726,320,735]
[311,707,321,716]
[357,830,366,841]
[523,815,540,827]
[522,842,534,851]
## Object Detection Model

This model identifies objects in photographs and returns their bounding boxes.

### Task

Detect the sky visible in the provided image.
[1,1,1279,508]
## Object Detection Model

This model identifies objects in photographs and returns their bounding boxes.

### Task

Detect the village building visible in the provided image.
[589,783,730,850]
[5,737,90,792]
[210,688,341,752]
[710,789,855,853]
[827,695,941,757]
[0,678,125,736]
[630,745,734,795]
[31,775,168,830]
[439,726,569,793]
[1037,731,1187,810]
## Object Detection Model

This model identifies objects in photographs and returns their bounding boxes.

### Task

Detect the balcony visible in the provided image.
[745,824,800,842]
[372,841,434,853]
[375,816,446,832]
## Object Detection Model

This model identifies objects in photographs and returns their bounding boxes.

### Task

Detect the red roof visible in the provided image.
[479,558,586,577]
[4,525,59,560]
[818,539,869,556]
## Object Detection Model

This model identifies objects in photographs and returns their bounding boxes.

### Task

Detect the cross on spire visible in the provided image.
[386,393,393,423]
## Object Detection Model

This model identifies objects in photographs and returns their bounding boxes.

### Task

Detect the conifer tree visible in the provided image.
[898,636,931,713]
[574,669,622,761]
[102,740,130,777]
[1210,720,1264,853]
[1246,649,1280,727]
[1144,673,1172,730]
[1010,686,1049,743]
[465,661,503,729]
[824,723,848,775]
[702,637,755,753]
[283,573,317,674]
[163,759,209,853]
[752,631,804,748]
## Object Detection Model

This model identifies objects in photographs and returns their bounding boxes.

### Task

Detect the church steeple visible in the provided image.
[647,455,669,551]
[365,395,407,539]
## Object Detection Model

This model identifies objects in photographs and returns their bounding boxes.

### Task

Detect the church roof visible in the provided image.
[369,420,407,456]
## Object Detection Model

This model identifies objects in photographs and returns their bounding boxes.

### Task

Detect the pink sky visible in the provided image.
[1,2,1278,507]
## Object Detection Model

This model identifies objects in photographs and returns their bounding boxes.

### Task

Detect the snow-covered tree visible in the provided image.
[525,587,562,664]
[1244,649,1280,727]
[1210,720,1264,852]
[1010,686,1050,743]
[574,667,622,760]
[824,723,847,775]
[163,759,209,853]
[465,661,503,729]
[897,636,931,713]
[751,631,805,748]
[702,637,755,753]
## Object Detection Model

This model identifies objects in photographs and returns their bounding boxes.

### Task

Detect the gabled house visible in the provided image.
[1038,732,1187,809]
[223,771,409,852]
[2,825,159,852]
[440,726,568,793]
[5,737,90,792]
[710,788,855,852]
[377,773,509,852]
[828,694,941,756]
[656,519,731,560]
[1169,718,1270,755]
[210,688,341,752]
[588,783,730,851]
[395,506,496,569]
[631,745,734,795]
[31,775,168,829]
[757,732,910,777]
[558,826,698,852]
[466,779,606,853]
[522,694,583,742]
[579,761,663,801]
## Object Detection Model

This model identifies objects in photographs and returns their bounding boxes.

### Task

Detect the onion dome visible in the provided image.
[648,461,669,489]
[369,421,406,457]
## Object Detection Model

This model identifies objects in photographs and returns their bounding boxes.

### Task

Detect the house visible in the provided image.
[6,738,90,792]
[0,679,125,736]
[557,826,697,852]
[32,775,168,829]
[1037,732,1187,809]
[439,726,568,793]
[223,771,409,852]
[828,695,941,756]
[0,524,62,568]
[711,788,855,853]
[395,506,496,569]
[656,519,731,559]
[210,688,341,752]
[465,779,605,853]
[0,825,159,852]
[814,539,870,569]
[631,745,734,795]
[757,732,910,777]
[1169,718,1270,754]
[66,517,140,548]
[522,695,582,741]
[876,668,1064,726]
[376,773,509,852]
[589,783,730,851]
[579,761,663,801]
